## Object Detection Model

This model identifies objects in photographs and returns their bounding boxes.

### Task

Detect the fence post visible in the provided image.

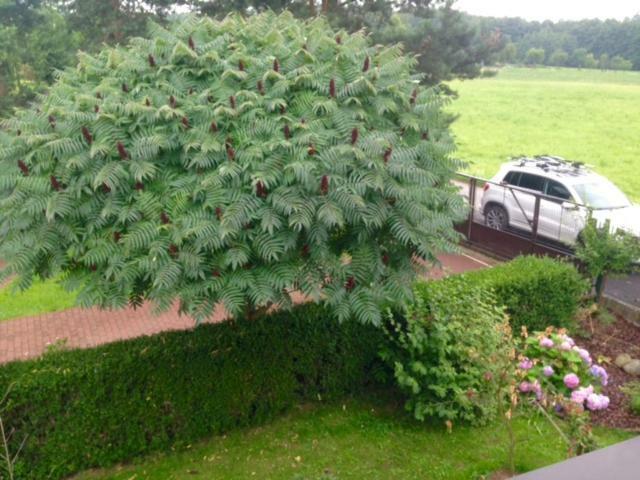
[467,177,476,240]
[531,195,541,253]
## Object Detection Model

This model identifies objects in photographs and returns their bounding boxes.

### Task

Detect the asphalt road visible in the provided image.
[606,272,640,308]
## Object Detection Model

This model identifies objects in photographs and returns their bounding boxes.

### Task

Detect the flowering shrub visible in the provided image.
[516,327,610,456]
[517,327,609,412]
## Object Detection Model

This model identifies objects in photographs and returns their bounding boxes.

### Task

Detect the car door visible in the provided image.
[539,179,572,242]
[507,172,545,232]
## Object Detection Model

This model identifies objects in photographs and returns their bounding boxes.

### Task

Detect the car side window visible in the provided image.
[503,171,521,185]
[517,173,545,192]
[545,180,572,201]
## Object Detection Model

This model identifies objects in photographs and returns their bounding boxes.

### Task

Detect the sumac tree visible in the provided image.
[0,13,465,324]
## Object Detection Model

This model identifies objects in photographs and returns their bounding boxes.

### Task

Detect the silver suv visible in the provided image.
[480,156,640,245]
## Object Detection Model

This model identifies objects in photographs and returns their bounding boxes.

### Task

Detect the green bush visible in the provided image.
[0,305,384,479]
[463,256,587,332]
[381,277,513,425]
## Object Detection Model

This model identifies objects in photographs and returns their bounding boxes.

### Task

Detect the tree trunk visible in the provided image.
[595,274,607,304]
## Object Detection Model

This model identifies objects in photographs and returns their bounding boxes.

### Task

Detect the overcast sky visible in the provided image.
[455,0,640,22]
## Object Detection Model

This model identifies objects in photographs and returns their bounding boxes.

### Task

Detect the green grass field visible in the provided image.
[76,399,630,480]
[0,278,77,322]
[448,66,640,201]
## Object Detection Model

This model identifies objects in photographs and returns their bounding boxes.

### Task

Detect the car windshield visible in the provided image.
[573,180,631,209]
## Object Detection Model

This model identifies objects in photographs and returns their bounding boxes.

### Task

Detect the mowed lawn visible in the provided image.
[448,66,640,201]
[0,277,77,322]
[76,399,630,480]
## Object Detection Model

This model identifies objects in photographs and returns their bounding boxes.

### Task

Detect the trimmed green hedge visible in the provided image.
[0,305,384,479]
[460,256,587,332]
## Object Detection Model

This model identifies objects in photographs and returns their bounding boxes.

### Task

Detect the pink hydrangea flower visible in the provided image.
[559,341,572,351]
[564,373,580,389]
[519,381,531,393]
[586,393,610,411]
[539,337,554,348]
[570,385,594,404]
[543,365,554,377]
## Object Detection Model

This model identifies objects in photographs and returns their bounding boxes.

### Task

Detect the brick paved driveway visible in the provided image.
[0,251,494,364]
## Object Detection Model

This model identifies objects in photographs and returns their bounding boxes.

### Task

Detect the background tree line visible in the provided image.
[475,15,640,70]
[0,0,501,115]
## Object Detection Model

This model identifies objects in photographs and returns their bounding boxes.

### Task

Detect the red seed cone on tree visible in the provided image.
[215,207,223,220]
[257,80,264,95]
[351,127,359,145]
[50,175,62,191]
[188,36,195,50]
[362,56,370,72]
[117,142,129,160]
[81,126,93,145]
[345,276,356,291]
[329,78,336,98]
[320,175,329,195]
[256,181,267,198]
[122,83,129,93]
[229,95,236,109]
[283,124,291,140]
[17,160,29,176]
[209,120,218,132]
[160,212,170,224]
[383,147,392,164]
[273,58,279,72]
[148,54,156,67]
[169,95,177,108]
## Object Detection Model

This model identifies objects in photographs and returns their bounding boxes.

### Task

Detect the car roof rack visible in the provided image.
[511,155,589,176]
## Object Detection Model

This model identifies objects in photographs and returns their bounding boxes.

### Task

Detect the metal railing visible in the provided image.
[454,173,592,260]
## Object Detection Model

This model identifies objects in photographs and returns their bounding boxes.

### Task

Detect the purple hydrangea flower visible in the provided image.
[543,365,554,377]
[519,358,534,370]
[539,337,554,348]
[559,334,575,346]
[589,365,609,386]
[586,393,610,411]
[564,373,580,389]
[570,385,594,404]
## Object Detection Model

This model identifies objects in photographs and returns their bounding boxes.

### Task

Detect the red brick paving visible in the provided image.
[0,251,494,364]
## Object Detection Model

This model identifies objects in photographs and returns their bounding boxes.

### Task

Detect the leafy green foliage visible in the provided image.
[621,382,640,416]
[381,277,513,425]
[463,256,587,332]
[0,6,83,114]
[0,12,465,324]
[0,303,384,479]
[575,220,640,303]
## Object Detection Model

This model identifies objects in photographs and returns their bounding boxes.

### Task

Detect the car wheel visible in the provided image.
[485,205,508,230]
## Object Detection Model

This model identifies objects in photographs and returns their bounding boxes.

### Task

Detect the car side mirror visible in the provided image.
[562,201,579,211]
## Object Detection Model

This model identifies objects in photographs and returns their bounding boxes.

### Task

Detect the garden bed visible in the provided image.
[578,313,640,430]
